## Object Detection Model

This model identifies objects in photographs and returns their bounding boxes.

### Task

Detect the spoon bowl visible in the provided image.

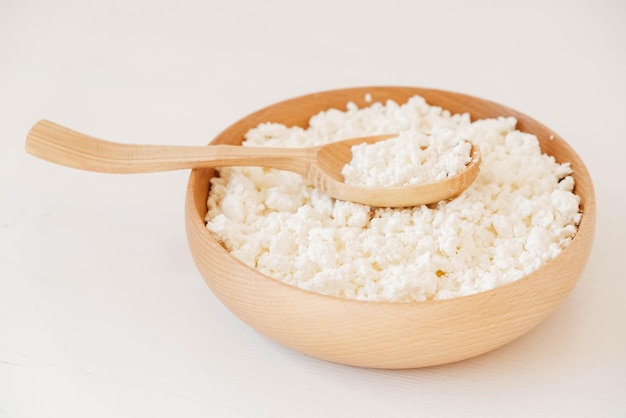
[314,135,480,206]
[25,120,480,207]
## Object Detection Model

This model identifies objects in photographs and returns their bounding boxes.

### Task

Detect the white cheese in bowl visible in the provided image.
[205,96,581,302]
[341,128,472,187]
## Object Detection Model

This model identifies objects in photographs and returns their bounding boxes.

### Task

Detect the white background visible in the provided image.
[1,1,625,417]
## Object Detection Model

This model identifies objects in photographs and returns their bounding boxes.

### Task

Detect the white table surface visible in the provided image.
[1,1,625,416]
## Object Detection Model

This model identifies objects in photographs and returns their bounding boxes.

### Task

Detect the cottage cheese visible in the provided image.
[342,129,472,187]
[205,96,582,302]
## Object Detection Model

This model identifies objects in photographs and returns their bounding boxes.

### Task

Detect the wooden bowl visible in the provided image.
[185,86,595,369]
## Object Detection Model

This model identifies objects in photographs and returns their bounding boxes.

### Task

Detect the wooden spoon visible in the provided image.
[25,119,480,207]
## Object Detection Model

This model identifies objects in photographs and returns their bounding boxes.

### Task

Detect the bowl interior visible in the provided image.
[185,86,595,369]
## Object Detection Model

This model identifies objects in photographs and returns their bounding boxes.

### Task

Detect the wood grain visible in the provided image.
[185,86,596,369]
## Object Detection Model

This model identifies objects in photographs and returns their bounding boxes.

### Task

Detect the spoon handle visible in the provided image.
[25,120,315,175]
